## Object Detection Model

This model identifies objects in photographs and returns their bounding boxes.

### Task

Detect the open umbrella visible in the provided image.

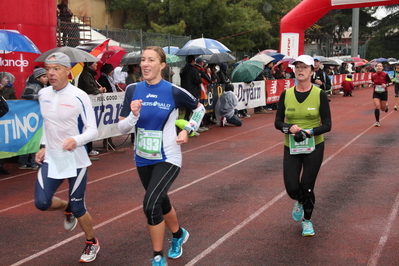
[182,38,230,53]
[387,58,397,63]
[355,61,366,67]
[256,49,278,55]
[374,58,388,62]
[162,46,179,55]
[201,52,236,64]
[341,57,354,63]
[250,54,274,65]
[174,45,213,56]
[231,60,264,83]
[267,52,285,62]
[323,59,341,66]
[166,54,182,64]
[0,30,41,54]
[351,56,364,62]
[75,38,126,53]
[274,57,295,70]
[120,52,141,65]
[313,56,328,63]
[97,50,127,69]
[34,46,99,63]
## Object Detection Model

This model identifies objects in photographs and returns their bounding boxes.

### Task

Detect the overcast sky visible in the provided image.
[373,6,398,19]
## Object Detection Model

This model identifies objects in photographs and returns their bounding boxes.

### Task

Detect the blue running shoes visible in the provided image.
[168,228,189,259]
[302,220,315,236]
[152,255,167,266]
[292,201,303,222]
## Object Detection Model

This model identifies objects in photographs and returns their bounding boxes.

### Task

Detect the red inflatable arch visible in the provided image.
[280,0,399,57]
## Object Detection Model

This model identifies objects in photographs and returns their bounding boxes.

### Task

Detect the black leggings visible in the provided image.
[283,142,324,220]
[137,162,180,226]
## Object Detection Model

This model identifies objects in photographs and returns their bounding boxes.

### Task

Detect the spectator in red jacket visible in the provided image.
[341,74,355,97]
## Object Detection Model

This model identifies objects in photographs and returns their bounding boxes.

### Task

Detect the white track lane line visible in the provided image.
[367,192,399,266]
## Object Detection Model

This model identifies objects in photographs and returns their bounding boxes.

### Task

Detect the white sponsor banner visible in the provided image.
[234,81,266,110]
[281,33,299,59]
[89,92,133,140]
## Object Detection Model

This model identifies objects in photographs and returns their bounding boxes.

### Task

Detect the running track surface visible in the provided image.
[1,86,399,266]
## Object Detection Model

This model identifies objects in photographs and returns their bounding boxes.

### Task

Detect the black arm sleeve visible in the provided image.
[274,90,293,133]
[314,90,332,135]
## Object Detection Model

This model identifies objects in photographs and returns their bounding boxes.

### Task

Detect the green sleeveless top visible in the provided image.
[284,85,324,147]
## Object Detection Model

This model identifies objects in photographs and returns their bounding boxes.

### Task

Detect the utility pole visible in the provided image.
[351,8,359,57]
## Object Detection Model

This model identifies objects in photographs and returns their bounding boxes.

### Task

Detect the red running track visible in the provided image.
[1,85,399,266]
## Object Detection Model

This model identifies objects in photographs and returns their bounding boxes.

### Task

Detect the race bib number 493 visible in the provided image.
[136,128,163,160]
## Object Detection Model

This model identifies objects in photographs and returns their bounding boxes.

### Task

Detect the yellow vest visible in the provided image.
[284,85,324,146]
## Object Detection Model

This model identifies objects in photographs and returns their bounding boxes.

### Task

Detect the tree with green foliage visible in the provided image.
[366,5,399,59]
[105,0,299,53]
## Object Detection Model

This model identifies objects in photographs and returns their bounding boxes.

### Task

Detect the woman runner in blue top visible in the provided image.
[118,46,205,266]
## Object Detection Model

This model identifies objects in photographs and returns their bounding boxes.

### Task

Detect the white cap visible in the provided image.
[293,55,314,67]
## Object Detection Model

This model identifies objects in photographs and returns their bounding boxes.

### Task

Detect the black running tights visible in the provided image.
[283,142,324,220]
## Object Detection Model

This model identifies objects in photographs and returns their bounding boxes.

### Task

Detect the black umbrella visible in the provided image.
[174,46,213,56]
[120,52,141,65]
[201,52,236,64]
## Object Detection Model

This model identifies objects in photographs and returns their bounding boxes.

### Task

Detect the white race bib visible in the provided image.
[47,149,77,179]
[375,85,385,93]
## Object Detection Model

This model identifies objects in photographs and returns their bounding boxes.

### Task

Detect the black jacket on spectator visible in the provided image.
[78,66,101,95]
[180,63,201,99]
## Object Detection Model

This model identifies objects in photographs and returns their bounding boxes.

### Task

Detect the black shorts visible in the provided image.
[395,83,399,97]
[373,91,388,101]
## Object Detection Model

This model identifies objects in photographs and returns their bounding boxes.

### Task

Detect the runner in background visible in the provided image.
[392,63,399,111]
[371,62,392,127]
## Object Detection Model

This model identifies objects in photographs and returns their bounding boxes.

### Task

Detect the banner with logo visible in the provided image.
[266,79,295,104]
[0,100,42,159]
[203,84,224,113]
[233,81,266,110]
[0,93,131,159]
[331,73,372,89]
[89,92,132,140]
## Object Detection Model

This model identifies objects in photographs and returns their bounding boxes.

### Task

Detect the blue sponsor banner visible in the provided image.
[0,100,43,158]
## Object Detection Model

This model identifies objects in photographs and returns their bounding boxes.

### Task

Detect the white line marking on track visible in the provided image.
[185,191,286,266]
[367,192,399,266]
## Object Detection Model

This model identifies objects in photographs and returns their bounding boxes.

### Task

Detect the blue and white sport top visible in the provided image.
[120,79,199,167]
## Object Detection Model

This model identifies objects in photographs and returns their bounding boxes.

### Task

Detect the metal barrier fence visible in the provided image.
[56,16,191,53]
[95,27,191,54]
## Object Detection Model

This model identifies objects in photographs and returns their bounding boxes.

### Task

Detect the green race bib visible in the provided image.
[136,128,163,160]
[289,131,316,155]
